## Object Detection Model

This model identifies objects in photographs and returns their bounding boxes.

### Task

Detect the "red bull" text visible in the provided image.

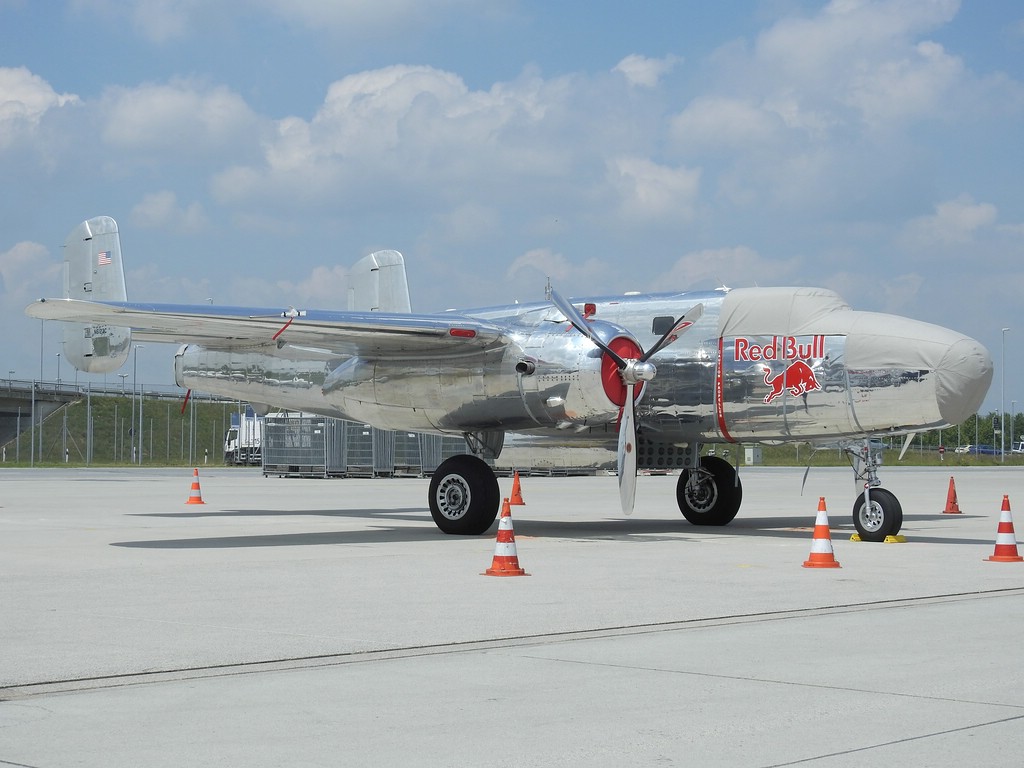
[733,335,825,362]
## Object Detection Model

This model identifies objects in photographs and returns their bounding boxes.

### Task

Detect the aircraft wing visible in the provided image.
[26,299,507,358]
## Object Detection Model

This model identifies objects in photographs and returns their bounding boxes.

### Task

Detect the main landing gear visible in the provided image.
[676,455,743,526]
[427,451,748,536]
[428,455,500,535]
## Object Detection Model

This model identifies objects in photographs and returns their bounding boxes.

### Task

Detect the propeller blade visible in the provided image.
[641,303,704,362]
[550,289,628,369]
[618,383,638,514]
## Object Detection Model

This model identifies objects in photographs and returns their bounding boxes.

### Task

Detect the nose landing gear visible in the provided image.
[845,441,903,542]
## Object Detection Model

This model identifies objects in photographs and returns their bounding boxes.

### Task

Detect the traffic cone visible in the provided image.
[985,495,1023,562]
[942,476,962,514]
[483,499,529,576]
[185,468,205,505]
[509,471,525,506]
[803,497,841,568]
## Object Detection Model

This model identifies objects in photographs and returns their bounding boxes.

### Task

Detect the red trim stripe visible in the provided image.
[716,337,736,443]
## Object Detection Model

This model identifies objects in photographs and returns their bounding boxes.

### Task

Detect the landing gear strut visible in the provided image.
[845,441,903,542]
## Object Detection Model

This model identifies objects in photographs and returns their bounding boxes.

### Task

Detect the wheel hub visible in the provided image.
[684,472,719,514]
[436,474,470,520]
[858,499,885,533]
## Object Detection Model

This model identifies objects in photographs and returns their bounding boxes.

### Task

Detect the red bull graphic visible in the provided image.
[716,334,850,443]
[761,361,821,404]
[732,335,826,404]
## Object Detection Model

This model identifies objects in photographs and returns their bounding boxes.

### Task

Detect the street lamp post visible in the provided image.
[1002,328,1009,463]
[137,347,144,465]
[1012,400,1017,456]
[132,345,144,464]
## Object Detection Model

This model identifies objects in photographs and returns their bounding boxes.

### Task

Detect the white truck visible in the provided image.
[224,407,263,465]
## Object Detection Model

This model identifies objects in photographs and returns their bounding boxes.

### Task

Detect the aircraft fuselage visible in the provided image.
[173,286,991,455]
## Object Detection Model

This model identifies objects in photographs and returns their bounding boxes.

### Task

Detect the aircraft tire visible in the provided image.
[428,455,500,535]
[851,487,903,542]
[677,455,742,526]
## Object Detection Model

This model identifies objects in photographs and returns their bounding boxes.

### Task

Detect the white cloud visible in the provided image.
[846,40,964,128]
[754,0,960,81]
[504,248,615,299]
[269,264,352,306]
[72,0,496,42]
[212,65,573,208]
[749,0,964,129]
[613,54,680,88]
[131,191,208,233]
[653,246,798,291]
[429,203,502,245]
[255,0,489,30]
[900,195,999,250]
[671,97,785,149]
[606,157,701,221]
[822,269,925,314]
[0,67,79,149]
[0,240,59,296]
[125,263,215,303]
[506,248,573,283]
[101,79,259,154]
[69,0,201,42]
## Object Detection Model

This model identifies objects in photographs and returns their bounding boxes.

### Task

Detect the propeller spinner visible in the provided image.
[551,291,703,515]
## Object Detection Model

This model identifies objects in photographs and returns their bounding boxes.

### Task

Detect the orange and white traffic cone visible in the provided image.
[510,471,525,506]
[185,468,205,505]
[803,497,841,568]
[985,495,1023,563]
[483,498,528,576]
[942,476,962,514]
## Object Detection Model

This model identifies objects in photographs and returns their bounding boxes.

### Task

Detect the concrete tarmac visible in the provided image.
[1,465,1023,766]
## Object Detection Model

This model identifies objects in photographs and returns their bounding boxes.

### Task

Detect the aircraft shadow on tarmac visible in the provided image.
[129,508,427,520]
[111,510,993,548]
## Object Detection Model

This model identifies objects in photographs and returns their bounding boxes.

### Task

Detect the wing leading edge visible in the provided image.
[26,299,507,358]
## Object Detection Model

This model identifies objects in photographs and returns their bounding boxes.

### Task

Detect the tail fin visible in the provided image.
[61,216,131,372]
[346,250,411,312]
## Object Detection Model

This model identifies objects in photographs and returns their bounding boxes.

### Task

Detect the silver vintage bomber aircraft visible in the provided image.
[28,216,992,541]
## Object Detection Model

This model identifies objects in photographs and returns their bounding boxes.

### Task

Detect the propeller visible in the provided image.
[551,291,703,514]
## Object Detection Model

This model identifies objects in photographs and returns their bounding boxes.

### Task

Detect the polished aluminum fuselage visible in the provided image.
[174,287,992,449]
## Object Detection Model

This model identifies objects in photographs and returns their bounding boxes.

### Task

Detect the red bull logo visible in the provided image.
[732,335,826,405]
[761,361,821,404]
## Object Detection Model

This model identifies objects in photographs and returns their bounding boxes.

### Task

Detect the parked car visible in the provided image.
[970,444,998,455]
[954,444,999,455]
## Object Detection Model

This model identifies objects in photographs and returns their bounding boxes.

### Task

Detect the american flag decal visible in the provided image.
[97,251,112,266]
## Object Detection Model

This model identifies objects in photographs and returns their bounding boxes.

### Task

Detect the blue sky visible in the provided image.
[1,0,1022,416]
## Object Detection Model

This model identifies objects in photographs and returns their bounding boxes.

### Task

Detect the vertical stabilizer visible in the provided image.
[346,250,411,312]
[61,216,131,372]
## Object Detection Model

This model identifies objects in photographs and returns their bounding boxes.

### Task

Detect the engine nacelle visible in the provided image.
[517,319,645,428]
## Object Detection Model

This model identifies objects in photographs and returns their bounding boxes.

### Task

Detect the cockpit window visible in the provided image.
[652,316,675,335]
